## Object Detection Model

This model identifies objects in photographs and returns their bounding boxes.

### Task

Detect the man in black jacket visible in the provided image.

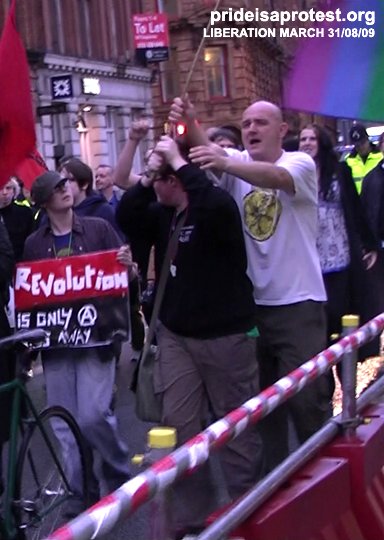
[0,177,35,261]
[361,156,384,323]
[117,135,263,538]
[0,219,15,495]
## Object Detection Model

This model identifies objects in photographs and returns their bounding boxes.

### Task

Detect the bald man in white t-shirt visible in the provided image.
[170,98,332,472]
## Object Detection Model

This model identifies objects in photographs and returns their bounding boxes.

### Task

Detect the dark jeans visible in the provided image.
[367,250,384,318]
[323,267,380,361]
[323,269,350,341]
[255,301,332,472]
[0,444,3,496]
[361,251,384,357]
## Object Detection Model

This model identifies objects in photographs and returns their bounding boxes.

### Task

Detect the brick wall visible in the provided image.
[10,0,137,63]
[4,0,334,142]
[143,0,335,138]
[142,0,291,136]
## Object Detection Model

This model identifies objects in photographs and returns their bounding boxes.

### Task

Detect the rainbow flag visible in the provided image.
[283,0,384,121]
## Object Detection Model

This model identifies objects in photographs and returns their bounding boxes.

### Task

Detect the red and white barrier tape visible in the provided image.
[48,313,384,540]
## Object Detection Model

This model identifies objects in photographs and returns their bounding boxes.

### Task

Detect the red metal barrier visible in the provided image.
[322,403,384,540]
[209,457,366,540]
[207,402,384,540]
[48,314,384,540]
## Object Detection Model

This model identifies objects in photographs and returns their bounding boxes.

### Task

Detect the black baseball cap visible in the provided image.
[349,124,368,144]
[31,171,66,206]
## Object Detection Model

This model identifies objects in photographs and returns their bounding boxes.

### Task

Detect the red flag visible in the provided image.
[0,0,36,188]
[15,149,48,190]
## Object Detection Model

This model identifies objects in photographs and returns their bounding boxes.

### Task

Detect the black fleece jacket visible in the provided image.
[0,220,15,443]
[361,159,384,244]
[116,163,256,338]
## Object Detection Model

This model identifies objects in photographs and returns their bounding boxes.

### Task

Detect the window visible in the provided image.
[106,107,119,166]
[160,48,180,103]
[204,47,228,99]
[78,0,92,57]
[157,0,178,16]
[46,0,93,57]
[130,0,143,14]
[106,0,118,59]
[52,114,65,146]
[130,109,147,174]
[51,0,65,53]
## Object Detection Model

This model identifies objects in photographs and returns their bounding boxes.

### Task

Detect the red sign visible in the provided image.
[133,13,169,49]
[15,250,128,310]
[14,250,129,349]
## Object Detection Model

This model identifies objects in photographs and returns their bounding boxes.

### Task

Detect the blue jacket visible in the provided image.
[74,191,124,239]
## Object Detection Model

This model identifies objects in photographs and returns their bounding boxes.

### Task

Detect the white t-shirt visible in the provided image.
[221,149,327,305]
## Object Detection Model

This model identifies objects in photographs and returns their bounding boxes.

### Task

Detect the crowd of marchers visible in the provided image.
[1,98,384,539]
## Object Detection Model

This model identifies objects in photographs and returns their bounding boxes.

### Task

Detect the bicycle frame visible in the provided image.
[1,377,26,538]
[0,375,72,539]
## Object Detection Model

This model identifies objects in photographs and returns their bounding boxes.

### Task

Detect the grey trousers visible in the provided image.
[255,300,333,471]
[42,348,130,497]
[154,324,264,531]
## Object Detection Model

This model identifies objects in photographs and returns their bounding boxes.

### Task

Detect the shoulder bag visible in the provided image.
[133,211,186,423]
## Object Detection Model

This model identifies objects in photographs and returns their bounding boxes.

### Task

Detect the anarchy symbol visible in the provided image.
[77,304,98,327]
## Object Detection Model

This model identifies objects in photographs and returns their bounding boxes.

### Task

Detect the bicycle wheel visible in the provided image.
[13,405,89,540]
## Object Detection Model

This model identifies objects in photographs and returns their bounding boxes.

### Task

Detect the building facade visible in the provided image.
[5,0,152,171]
[4,0,337,174]
[142,0,335,140]
[142,0,294,136]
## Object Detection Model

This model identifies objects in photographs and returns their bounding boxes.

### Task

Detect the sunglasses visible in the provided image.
[153,173,177,183]
[54,179,70,192]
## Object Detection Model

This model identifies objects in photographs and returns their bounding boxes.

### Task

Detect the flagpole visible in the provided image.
[181,0,223,98]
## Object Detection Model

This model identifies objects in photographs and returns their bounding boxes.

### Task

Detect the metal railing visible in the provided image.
[196,374,384,540]
[47,313,384,540]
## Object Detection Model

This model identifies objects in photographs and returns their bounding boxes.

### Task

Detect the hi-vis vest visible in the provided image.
[345,152,382,194]
[15,198,31,208]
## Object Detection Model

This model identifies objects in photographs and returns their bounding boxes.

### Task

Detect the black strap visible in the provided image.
[141,210,187,358]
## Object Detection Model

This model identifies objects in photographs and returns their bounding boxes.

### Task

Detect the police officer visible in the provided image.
[345,124,382,194]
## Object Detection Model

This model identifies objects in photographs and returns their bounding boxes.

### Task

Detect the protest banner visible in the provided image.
[14,250,129,349]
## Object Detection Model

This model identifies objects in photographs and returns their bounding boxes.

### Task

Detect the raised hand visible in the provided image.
[168,95,196,125]
[129,119,150,142]
[155,136,187,171]
[189,144,228,171]
[146,149,164,174]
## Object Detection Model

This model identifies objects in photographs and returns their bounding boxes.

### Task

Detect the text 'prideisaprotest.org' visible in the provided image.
[206,8,376,39]
[210,8,375,26]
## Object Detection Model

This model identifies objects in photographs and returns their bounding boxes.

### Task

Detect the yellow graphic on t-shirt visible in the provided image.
[243,190,282,241]
[55,247,73,258]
